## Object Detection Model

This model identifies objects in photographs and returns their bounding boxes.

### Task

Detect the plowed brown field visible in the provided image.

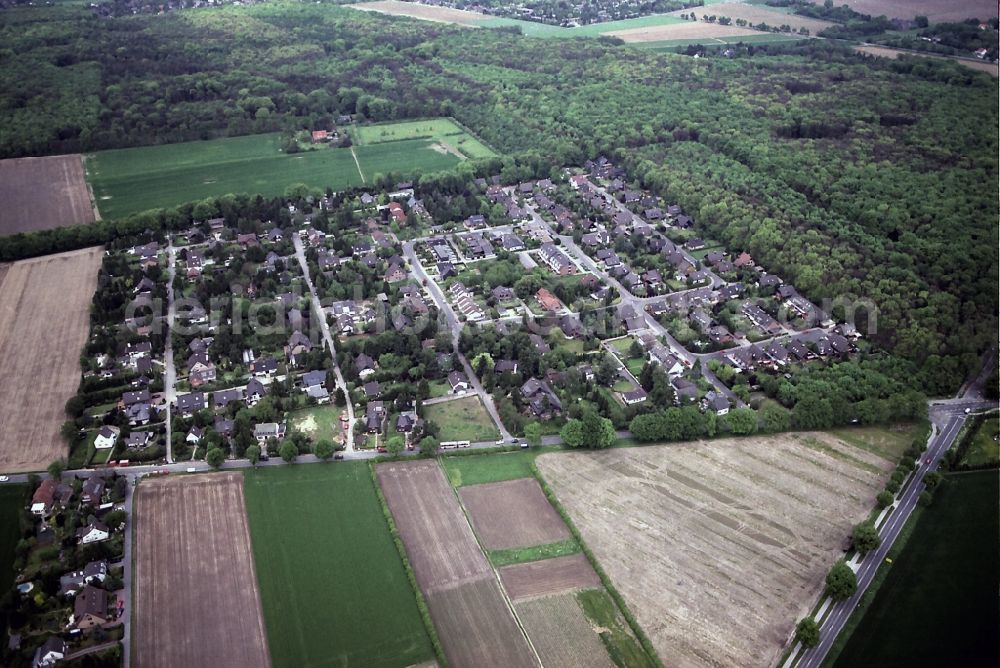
[460,478,571,550]
[0,155,96,235]
[133,473,270,668]
[499,553,602,602]
[0,247,102,472]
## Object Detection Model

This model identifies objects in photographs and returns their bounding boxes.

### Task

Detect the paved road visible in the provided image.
[402,241,513,442]
[163,241,177,464]
[792,381,998,667]
[292,234,355,448]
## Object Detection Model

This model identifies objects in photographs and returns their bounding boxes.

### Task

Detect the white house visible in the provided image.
[93,425,120,450]
[33,637,66,667]
[76,522,110,545]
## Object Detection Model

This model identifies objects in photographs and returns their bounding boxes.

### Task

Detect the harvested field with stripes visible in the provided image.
[499,553,601,602]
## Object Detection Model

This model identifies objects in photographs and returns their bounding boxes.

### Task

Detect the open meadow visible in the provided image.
[243,463,434,668]
[604,21,766,43]
[422,396,500,442]
[536,432,895,668]
[352,117,497,158]
[0,155,96,235]
[133,473,271,668]
[0,247,102,473]
[86,130,464,219]
[375,459,537,667]
[832,470,999,667]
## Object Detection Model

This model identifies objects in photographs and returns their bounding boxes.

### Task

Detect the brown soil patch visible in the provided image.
[806,0,998,23]
[376,459,491,592]
[460,478,571,550]
[499,553,601,602]
[668,4,835,34]
[0,155,96,235]
[426,578,540,668]
[535,433,893,668]
[377,460,537,666]
[351,0,487,25]
[856,45,999,76]
[0,247,102,473]
[605,21,765,43]
[133,473,270,668]
[515,593,614,668]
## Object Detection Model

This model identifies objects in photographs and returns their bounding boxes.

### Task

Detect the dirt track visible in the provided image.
[0,247,102,472]
[133,473,271,668]
[499,553,601,602]
[0,155,96,235]
[460,478,571,550]
[536,434,892,668]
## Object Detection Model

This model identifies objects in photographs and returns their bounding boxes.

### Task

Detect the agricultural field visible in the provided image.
[375,459,537,667]
[85,131,463,219]
[352,0,489,25]
[352,118,498,158]
[832,470,1000,667]
[459,477,571,550]
[0,247,102,473]
[243,463,434,668]
[604,20,766,42]
[133,473,271,668]
[0,155,96,235]
[668,4,836,33]
[422,396,500,442]
[855,45,1000,76]
[805,0,998,23]
[536,433,895,668]
[515,594,614,668]
[441,449,540,486]
[498,553,602,602]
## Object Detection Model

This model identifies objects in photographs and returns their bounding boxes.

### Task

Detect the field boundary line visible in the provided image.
[438,458,545,668]
[368,462,449,667]
[350,146,367,183]
[530,461,666,668]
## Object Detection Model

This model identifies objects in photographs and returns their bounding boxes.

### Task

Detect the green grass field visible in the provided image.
[441,450,540,487]
[489,538,580,567]
[0,485,26,641]
[86,130,465,219]
[352,118,497,159]
[959,417,999,468]
[243,463,434,668]
[830,470,1000,668]
[829,424,916,463]
[422,396,500,443]
[288,405,345,443]
[477,13,684,38]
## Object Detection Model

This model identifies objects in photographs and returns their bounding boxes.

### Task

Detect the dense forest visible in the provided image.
[0,0,996,394]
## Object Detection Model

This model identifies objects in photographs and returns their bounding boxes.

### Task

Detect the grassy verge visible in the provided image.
[489,538,580,567]
[577,589,658,668]
[531,462,664,668]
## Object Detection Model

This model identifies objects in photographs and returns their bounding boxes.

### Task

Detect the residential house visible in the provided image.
[448,371,470,394]
[538,243,576,275]
[176,392,207,417]
[560,315,584,339]
[495,359,519,374]
[521,378,563,419]
[187,353,216,388]
[384,263,407,283]
[93,425,119,450]
[59,561,109,597]
[365,401,387,433]
[363,381,381,399]
[622,388,648,405]
[672,378,699,404]
[286,330,313,365]
[536,288,561,312]
[491,286,516,302]
[705,392,730,416]
[529,333,551,354]
[126,431,153,449]
[185,427,203,445]
[214,418,234,440]
[30,479,58,516]
[254,422,286,443]
[80,478,105,507]
[356,353,378,378]
[501,234,525,252]
[33,637,67,667]
[76,521,110,545]
[650,346,685,378]
[213,388,243,410]
[71,585,108,630]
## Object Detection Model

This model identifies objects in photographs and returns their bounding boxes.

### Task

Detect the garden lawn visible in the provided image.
[831,470,999,668]
[422,396,499,443]
[441,450,540,487]
[243,463,434,668]
[288,405,344,442]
